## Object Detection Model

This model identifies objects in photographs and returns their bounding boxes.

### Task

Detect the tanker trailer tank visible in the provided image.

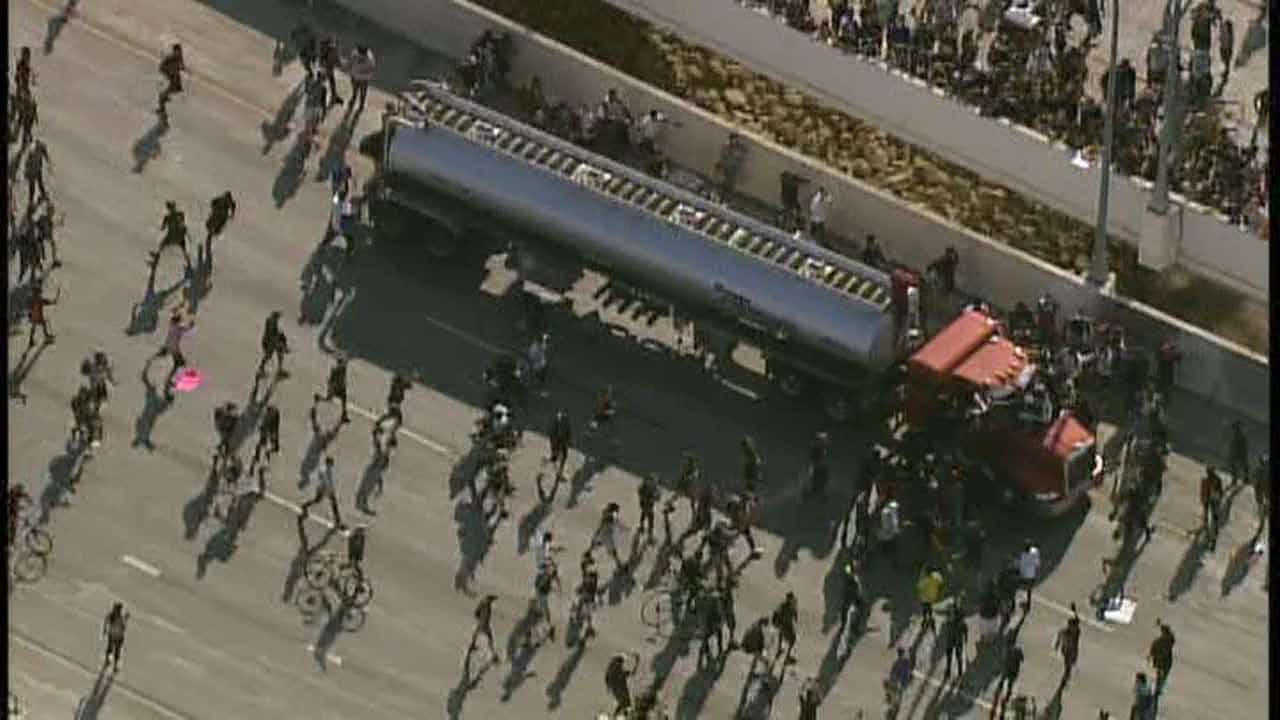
[378,81,898,412]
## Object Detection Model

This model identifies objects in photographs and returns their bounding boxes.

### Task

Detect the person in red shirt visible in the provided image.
[27,278,58,347]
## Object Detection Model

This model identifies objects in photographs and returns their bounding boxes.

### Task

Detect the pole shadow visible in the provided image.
[131,120,170,174]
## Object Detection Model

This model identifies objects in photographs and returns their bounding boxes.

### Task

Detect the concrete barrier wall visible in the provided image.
[598,0,1268,301]
[334,0,1269,424]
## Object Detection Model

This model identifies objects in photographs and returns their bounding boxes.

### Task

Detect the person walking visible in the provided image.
[875,500,901,569]
[941,604,968,681]
[14,46,35,100]
[318,35,344,110]
[606,652,637,716]
[468,594,500,664]
[152,307,195,395]
[798,676,822,720]
[102,602,130,672]
[1054,605,1082,684]
[374,372,411,446]
[312,355,351,425]
[300,456,345,529]
[26,277,58,348]
[302,70,328,148]
[729,491,763,559]
[1016,540,1041,610]
[24,139,51,210]
[154,201,193,270]
[157,44,185,122]
[202,191,237,269]
[1227,420,1249,488]
[1148,621,1175,695]
[256,311,290,380]
[771,591,799,665]
[1200,466,1224,550]
[35,202,60,269]
[591,502,627,570]
[637,474,659,544]
[740,436,763,492]
[15,89,38,147]
[837,560,865,641]
[346,45,376,113]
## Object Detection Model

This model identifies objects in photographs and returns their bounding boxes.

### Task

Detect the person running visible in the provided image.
[469,594,499,662]
[312,355,351,424]
[300,456,345,529]
[24,139,51,210]
[202,191,237,268]
[26,277,58,347]
[1055,605,1082,684]
[157,44,185,121]
[153,201,192,269]
[637,474,659,544]
[256,311,290,379]
[605,652,637,715]
[102,602,129,672]
[1148,621,1175,695]
[374,372,411,446]
[941,603,968,680]
[248,403,280,492]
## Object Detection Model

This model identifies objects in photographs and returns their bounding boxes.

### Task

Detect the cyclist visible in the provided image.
[886,646,913,707]
[347,526,366,582]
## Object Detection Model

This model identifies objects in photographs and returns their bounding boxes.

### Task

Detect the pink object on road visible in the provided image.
[173,368,205,393]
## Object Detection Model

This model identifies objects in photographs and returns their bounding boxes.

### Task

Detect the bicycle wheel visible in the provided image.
[304,556,334,589]
[296,587,327,624]
[12,551,47,584]
[640,592,675,635]
[341,574,373,608]
[25,526,52,557]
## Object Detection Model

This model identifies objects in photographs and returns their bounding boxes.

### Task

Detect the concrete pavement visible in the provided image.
[7,0,1268,718]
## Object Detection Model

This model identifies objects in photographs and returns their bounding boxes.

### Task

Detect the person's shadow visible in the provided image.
[73,664,114,720]
[262,86,304,156]
[282,517,339,604]
[38,448,87,525]
[132,121,170,174]
[354,448,390,515]
[272,136,310,208]
[132,362,174,451]
[8,342,49,404]
[44,1,80,55]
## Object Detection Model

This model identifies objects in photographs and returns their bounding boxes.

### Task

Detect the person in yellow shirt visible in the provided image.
[916,566,945,635]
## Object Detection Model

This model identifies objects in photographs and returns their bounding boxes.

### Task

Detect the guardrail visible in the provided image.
[331,0,1269,424]
[594,0,1269,301]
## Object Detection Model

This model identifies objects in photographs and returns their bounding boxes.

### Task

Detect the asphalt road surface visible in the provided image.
[7,0,1269,718]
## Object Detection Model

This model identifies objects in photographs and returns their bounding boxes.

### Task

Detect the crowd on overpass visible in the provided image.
[740,0,1270,233]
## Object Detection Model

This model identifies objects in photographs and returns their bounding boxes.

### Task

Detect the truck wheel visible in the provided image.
[824,394,854,423]
[777,371,805,398]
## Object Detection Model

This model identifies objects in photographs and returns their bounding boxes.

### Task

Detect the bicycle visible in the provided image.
[296,586,367,631]
[304,551,373,608]
[13,515,53,557]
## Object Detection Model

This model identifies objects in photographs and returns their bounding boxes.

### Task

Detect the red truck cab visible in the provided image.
[904,310,1102,516]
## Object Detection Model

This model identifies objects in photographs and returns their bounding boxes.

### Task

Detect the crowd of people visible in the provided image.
[740,0,1269,231]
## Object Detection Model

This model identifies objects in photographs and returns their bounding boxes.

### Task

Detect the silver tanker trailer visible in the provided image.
[367,81,897,422]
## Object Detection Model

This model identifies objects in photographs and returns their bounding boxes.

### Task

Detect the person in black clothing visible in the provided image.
[248,404,280,489]
[637,474,660,543]
[779,171,808,230]
[154,201,192,269]
[837,560,865,640]
[1226,420,1249,487]
[346,525,366,580]
[15,46,34,99]
[941,604,968,680]
[928,246,960,294]
[1148,620,1175,694]
[772,592,799,664]
[697,592,725,666]
[312,355,351,424]
[102,602,129,673]
[15,90,38,147]
[290,23,318,74]
[1155,340,1181,398]
[861,234,887,269]
[256,311,290,380]
[729,491,762,558]
[202,191,236,268]
[35,203,59,269]
[719,577,739,649]
[543,409,572,500]
[1055,606,1082,684]
[798,676,822,720]
[994,633,1025,703]
[319,35,344,109]
[606,653,636,715]
[16,220,42,284]
[469,594,499,663]
[157,44,185,120]
[372,372,411,447]
[677,452,701,513]
[213,402,240,459]
[24,139,51,210]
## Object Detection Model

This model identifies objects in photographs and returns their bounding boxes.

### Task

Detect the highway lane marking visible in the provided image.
[10,629,195,720]
[306,644,344,667]
[120,554,162,578]
[259,490,351,537]
[423,315,505,355]
[910,668,995,711]
[1030,594,1114,634]
[346,403,452,456]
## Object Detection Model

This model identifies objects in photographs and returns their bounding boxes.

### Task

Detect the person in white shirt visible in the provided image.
[534,529,560,575]
[152,308,195,395]
[877,500,901,569]
[808,187,832,247]
[346,46,376,113]
[301,456,345,529]
[1017,541,1040,608]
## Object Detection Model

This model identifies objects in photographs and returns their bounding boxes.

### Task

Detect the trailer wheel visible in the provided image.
[824,394,854,423]
[777,371,805,397]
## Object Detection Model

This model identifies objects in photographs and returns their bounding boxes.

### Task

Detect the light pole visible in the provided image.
[1142,0,1190,269]
[1088,0,1121,286]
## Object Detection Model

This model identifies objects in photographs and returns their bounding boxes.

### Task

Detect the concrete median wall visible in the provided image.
[333,0,1269,424]
[598,0,1268,302]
